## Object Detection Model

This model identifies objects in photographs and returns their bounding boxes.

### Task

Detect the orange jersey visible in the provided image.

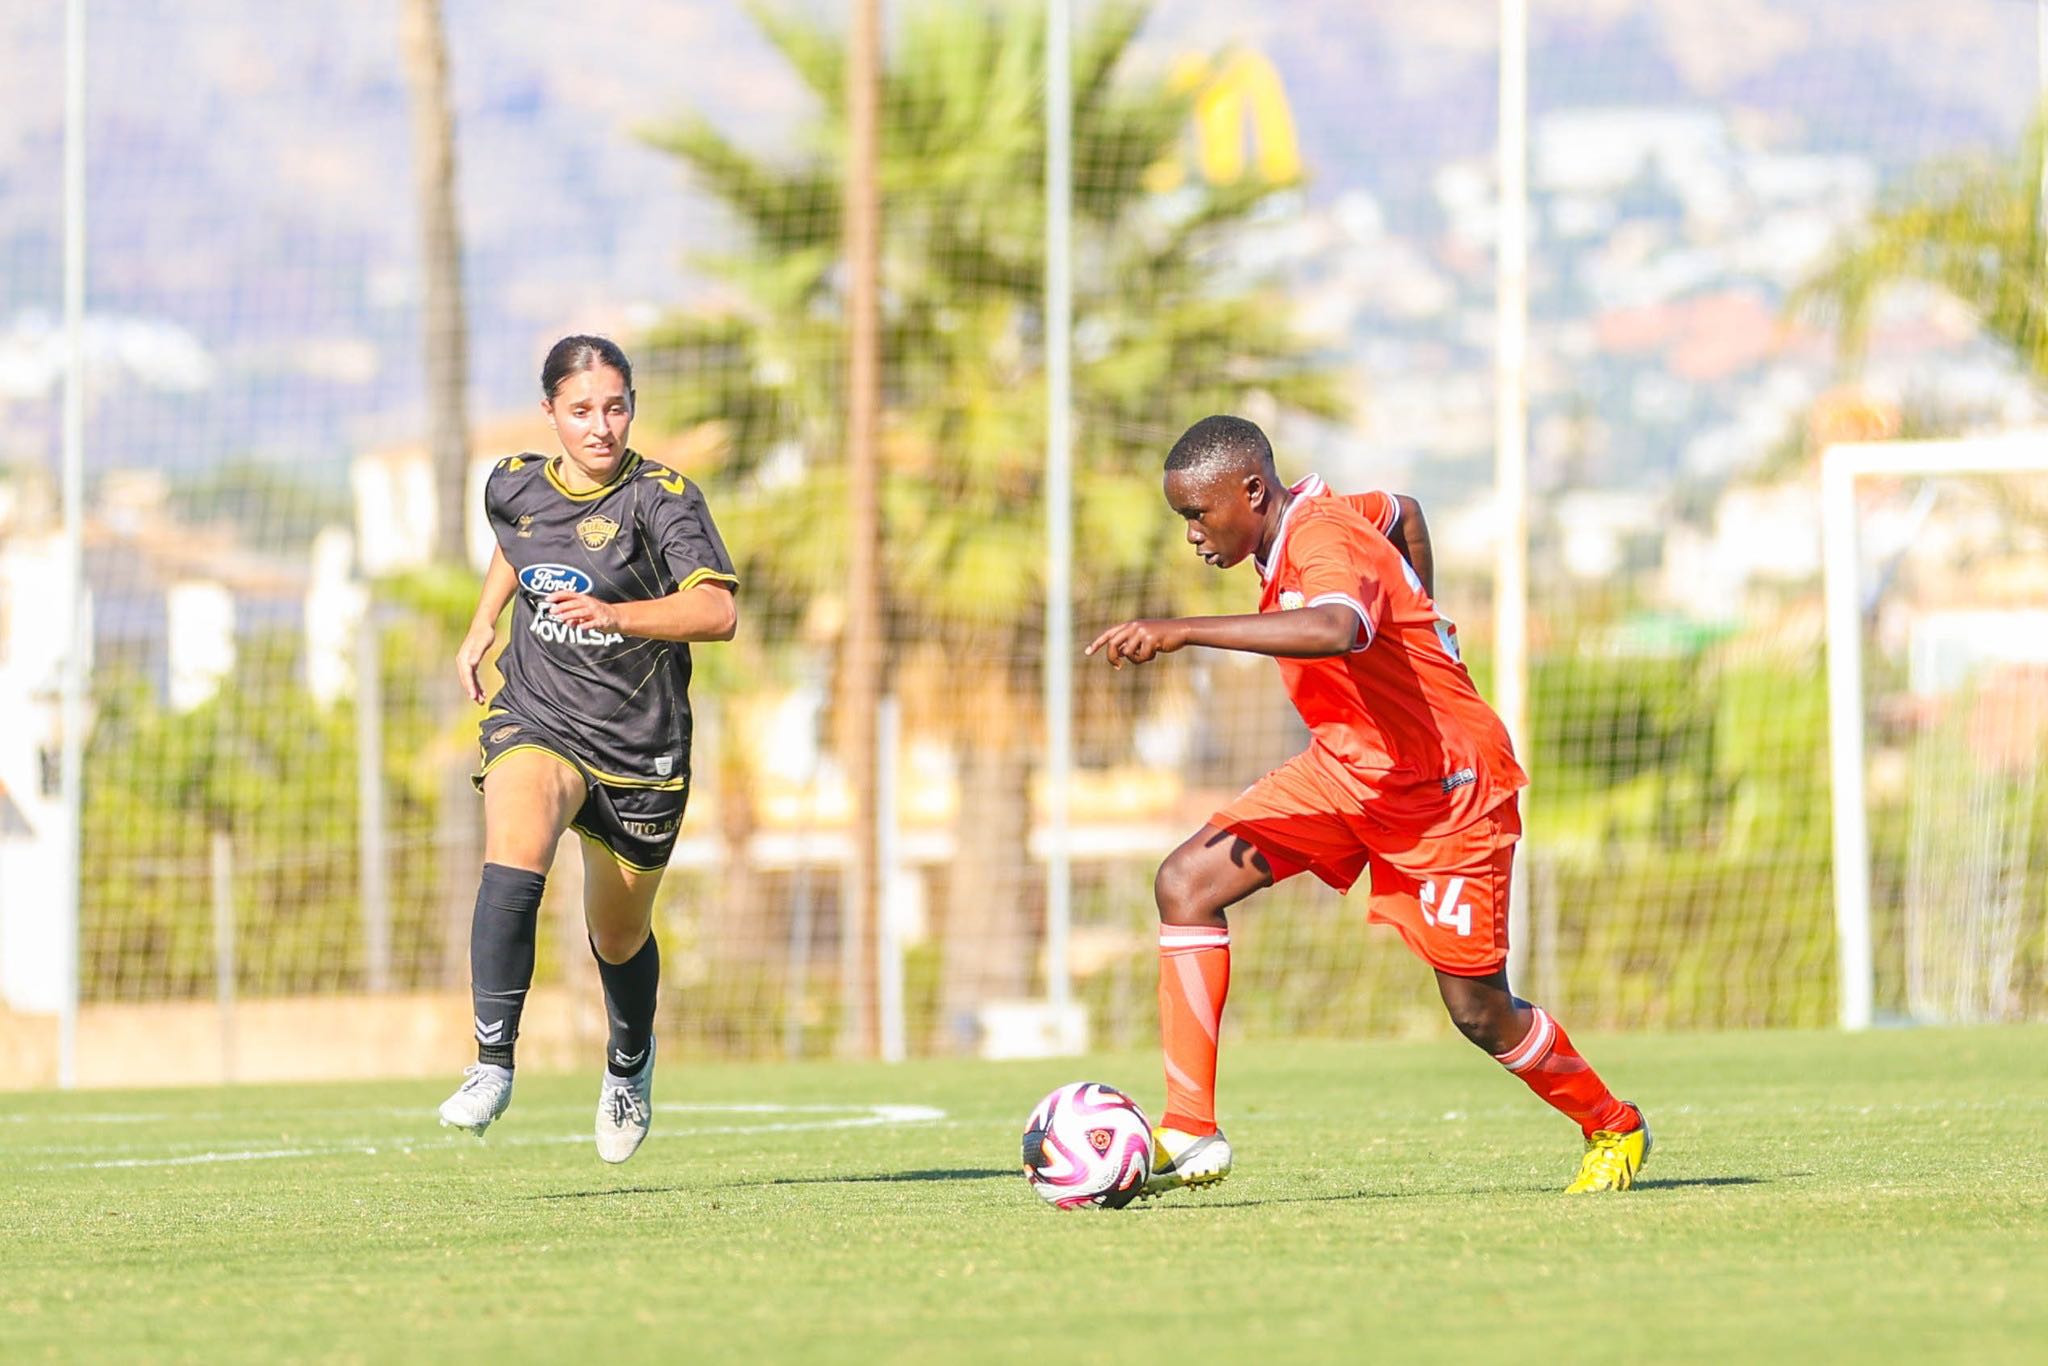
[1254,475,1526,836]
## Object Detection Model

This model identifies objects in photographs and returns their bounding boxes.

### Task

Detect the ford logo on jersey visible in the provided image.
[519,563,593,596]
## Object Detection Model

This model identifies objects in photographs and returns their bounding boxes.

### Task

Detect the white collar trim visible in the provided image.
[1255,473,1327,582]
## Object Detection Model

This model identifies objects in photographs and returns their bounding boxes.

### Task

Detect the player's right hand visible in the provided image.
[1085,618,1189,669]
[455,622,496,705]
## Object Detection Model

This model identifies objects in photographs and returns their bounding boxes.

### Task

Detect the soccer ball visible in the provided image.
[1020,1081,1154,1210]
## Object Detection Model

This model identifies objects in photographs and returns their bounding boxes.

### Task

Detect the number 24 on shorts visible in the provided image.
[1419,877,1473,936]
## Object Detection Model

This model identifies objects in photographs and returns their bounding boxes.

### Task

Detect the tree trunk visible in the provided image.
[399,0,471,567]
[837,0,885,1058]
[937,709,1037,1054]
[401,0,480,979]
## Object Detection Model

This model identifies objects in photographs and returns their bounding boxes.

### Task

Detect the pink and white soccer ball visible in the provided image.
[1020,1081,1153,1209]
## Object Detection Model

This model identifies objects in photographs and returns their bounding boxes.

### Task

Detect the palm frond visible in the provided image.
[1795,111,2048,381]
[745,0,845,110]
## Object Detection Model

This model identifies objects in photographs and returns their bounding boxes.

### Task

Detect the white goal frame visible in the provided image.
[1821,432,2048,1030]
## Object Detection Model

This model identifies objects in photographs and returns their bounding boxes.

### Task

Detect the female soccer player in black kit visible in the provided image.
[437,335,738,1163]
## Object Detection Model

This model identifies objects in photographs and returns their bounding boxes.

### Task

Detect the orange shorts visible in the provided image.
[1212,747,1520,976]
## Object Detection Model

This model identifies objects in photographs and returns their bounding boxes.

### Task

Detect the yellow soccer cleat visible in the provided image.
[1564,1103,1651,1193]
[1141,1125,1234,1197]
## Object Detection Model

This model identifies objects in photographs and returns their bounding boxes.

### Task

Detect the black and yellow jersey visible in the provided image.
[483,449,736,790]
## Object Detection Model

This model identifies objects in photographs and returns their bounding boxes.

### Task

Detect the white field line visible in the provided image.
[28,1102,946,1170]
[7,1101,933,1126]
[2,1112,201,1124]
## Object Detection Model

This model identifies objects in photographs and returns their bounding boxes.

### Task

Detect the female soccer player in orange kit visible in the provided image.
[1088,414,1648,1196]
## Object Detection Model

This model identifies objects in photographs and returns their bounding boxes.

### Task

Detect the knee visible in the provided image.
[1445,1005,1501,1053]
[589,924,649,965]
[1153,854,1225,929]
[484,826,557,874]
[1443,993,1516,1055]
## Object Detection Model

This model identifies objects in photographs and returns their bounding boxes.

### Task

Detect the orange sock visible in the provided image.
[1158,924,1230,1135]
[1492,1006,1635,1138]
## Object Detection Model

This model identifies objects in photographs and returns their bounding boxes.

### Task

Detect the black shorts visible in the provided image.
[475,712,689,874]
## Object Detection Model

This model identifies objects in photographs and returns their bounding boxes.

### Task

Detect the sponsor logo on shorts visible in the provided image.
[1440,767,1477,793]
[489,724,522,744]
[654,755,674,777]
[1279,589,1305,610]
[577,513,620,550]
[618,816,680,839]
[518,562,593,596]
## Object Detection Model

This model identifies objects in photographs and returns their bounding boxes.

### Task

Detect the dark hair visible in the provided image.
[1165,414,1274,476]
[541,334,634,400]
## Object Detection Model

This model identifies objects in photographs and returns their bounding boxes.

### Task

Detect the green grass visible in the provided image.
[4,1027,2045,1364]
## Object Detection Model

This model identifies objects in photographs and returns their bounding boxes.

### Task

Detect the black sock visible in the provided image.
[470,863,546,1068]
[594,932,660,1077]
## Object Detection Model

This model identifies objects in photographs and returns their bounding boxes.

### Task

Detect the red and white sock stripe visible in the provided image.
[1159,924,1230,955]
[1492,1006,1557,1074]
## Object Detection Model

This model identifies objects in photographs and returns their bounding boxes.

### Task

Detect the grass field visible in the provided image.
[4,1026,2045,1364]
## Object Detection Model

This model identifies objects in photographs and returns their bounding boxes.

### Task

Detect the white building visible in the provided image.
[1659,480,1824,621]
[0,522,85,1013]
[0,468,312,1013]
[350,421,556,578]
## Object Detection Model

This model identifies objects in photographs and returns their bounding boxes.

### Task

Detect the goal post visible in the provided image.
[1822,433,2048,1031]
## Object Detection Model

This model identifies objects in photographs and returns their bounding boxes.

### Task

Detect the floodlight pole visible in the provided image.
[1495,0,1533,992]
[1043,0,1074,1016]
[57,0,87,1091]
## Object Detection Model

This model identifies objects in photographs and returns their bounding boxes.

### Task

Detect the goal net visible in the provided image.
[1824,437,2048,1026]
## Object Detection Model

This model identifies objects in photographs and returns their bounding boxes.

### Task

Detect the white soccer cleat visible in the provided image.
[1141,1125,1233,1197]
[438,1063,514,1136]
[595,1039,655,1165]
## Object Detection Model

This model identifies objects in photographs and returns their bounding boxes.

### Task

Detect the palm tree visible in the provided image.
[638,0,1342,1052]
[1796,112,2048,534]
[1797,115,2048,383]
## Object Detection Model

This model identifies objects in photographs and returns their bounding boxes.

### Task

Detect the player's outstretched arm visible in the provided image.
[548,582,738,644]
[1393,494,1435,599]
[456,546,519,704]
[1087,603,1357,668]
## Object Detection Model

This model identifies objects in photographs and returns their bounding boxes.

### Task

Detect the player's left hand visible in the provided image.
[546,591,621,633]
[1086,618,1190,669]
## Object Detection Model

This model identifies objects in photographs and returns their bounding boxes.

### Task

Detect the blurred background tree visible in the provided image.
[1796,114,2048,532]
[636,0,1344,1048]
[1797,115,2048,381]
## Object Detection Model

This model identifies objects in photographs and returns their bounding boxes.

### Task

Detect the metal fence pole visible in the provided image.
[357,604,391,991]
[211,831,237,1082]
[1043,0,1075,1019]
[56,0,89,1091]
[1495,0,1533,993]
